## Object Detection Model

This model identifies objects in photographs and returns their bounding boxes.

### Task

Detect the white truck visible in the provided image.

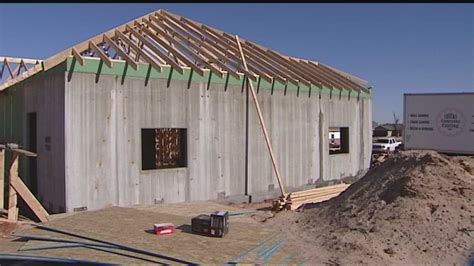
[372,137,402,153]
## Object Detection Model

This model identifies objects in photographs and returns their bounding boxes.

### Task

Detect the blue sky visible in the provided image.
[0,4,472,123]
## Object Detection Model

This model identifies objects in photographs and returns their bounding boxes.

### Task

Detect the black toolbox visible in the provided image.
[191,214,211,235]
[210,211,229,237]
[191,211,229,237]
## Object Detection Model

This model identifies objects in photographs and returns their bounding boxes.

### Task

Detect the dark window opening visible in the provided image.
[141,128,187,170]
[329,127,349,155]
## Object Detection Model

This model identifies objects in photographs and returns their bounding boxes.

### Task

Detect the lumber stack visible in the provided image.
[274,183,350,211]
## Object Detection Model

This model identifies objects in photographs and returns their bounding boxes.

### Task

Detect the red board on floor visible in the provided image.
[153,223,176,235]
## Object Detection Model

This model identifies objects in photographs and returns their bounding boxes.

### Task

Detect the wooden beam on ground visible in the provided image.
[103,35,138,70]
[89,41,113,68]
[115,30,162,72]
[126,25,184,74]
[235,35,286,196]
[71,48,85,66]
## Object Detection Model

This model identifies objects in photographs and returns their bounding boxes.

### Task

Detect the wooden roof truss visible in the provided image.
[0,10,369,94]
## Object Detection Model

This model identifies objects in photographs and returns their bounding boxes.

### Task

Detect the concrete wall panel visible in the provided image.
[65,72,372,212]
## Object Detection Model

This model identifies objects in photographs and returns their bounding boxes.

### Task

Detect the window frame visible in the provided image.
[140,128,188,171]
[329,127,350,155]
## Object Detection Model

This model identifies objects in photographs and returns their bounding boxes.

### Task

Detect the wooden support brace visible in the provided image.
[6,152,48,223]
[10,171,49,223]
[235,35,286,196]
[7,153,19,221]
[0,149,4,209]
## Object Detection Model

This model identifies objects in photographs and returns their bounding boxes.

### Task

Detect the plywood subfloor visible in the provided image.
[10,205,304,264]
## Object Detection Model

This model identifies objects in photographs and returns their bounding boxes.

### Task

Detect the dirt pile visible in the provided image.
[271,150,474,264]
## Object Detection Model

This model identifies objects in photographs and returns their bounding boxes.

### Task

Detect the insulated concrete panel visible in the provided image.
[65,71,372,212]
[65,72,247,211]
[0,72,66,213]
[320,93,372,181]
[247,88,321,194]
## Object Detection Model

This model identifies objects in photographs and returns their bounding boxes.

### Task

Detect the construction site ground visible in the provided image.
[0,201,304,264]
[0,150,473,264]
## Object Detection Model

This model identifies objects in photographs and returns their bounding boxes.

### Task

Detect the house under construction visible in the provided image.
[0,9,372,213]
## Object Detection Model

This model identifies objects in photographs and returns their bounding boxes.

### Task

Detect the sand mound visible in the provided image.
[271,150,474,264]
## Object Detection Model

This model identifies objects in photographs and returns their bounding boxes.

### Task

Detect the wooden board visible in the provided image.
[289,183,349,197]
[0,149,4,209]
[10,176,49,223]
[7,155,19,221]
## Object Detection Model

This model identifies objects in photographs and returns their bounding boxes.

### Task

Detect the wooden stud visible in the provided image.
[165,12,265,82]
[156,13,243,80]
[7,153,19,221]
[126,25,184,74]
[42,10,157,71]
[145,17,224,78]
[89,41,113,68]
[0,149,4,209]
[284,57,325,89]
[309,61,355,92]
[103,35,138,70]
[155,15,231,72]
[71,48,85,66]
[237,41,300,86]
[137,21,204,76]
[235,35,286,196]
[160,13,242,69]
[263,48,323,88]
[115,30,162,72]
[220,33,294,85]
[325,64,368,88]
[297,59,341,89]
[177,16,259,81]
[318,63,368,93]
[249,44,312,87]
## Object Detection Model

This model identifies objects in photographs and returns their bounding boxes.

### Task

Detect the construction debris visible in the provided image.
[270,150,474,264]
